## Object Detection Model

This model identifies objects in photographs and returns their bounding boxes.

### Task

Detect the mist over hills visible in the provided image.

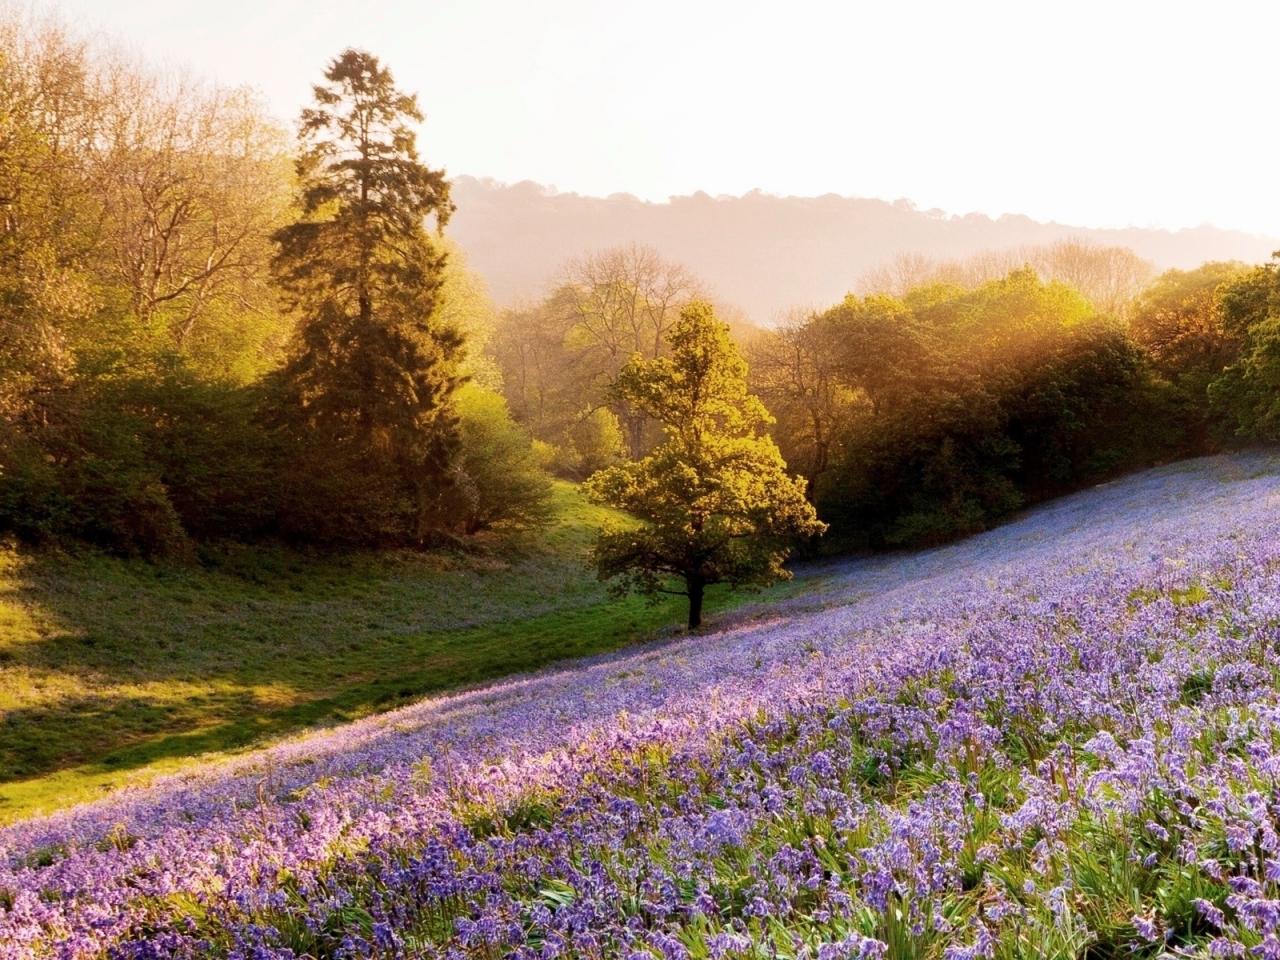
[448,175,1280,322]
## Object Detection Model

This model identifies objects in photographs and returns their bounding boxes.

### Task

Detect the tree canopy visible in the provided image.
[785,270,1158,548]
[585,302,825,629]
[1208,255,1280,440]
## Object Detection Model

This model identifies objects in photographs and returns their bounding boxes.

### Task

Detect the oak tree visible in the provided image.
[585,302,825,629]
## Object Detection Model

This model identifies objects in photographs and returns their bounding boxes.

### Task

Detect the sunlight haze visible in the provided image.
[28,0,1280,236]
[14,2,1280,953]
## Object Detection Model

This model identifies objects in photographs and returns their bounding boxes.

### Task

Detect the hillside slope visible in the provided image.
[449,176,1280,321]
[0,483,806,822]
[6,451,1280,957]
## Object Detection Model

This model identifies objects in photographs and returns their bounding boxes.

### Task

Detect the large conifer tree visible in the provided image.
[272,49,463,543]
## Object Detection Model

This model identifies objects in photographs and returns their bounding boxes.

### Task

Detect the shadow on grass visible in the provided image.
[3,676,414,782]
[0,577,739,795]
[0,477,825,822]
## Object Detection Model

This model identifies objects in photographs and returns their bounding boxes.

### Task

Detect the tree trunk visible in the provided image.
[624,411,645,460]
[686,574,705,630]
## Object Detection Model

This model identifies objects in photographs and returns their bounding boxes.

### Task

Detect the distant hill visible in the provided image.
[448,176,1279,323]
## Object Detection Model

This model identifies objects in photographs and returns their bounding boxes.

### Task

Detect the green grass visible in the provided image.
[0,482,812,823]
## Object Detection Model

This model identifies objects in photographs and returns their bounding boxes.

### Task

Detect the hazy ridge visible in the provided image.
[449,175,1280,321]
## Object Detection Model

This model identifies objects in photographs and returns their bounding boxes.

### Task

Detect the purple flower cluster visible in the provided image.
[5,452,1280,958]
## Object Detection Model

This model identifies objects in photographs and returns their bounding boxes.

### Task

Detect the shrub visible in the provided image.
[450,385,553,534]
[0,371,274,555]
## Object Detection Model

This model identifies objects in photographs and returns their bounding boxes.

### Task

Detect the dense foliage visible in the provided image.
[746,262,1280,550]
[490,244,703,467]
[487,235,1280,555]
[6,454,1280,957]
[585,303,824,628]
[0,25,550,553]
[267,49,465,546]
[826,272,1156,547]
[1209,258,1280,441]
[1128,262,1250,450]
[857,239,1155,317]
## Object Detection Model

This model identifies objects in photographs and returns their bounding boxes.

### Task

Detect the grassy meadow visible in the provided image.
[0,482,813,823]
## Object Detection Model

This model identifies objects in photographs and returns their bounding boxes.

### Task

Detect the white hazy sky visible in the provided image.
[27,0,1280,236]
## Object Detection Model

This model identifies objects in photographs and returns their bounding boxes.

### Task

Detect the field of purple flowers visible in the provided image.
[5,452,1280,959]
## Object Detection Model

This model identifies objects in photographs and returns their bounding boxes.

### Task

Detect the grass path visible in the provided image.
[0,482,813,822]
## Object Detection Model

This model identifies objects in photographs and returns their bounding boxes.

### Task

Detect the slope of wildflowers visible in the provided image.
[5,452,1280,959]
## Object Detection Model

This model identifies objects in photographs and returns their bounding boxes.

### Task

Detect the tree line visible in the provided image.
[1,24,551,555]
[5,20,1280,628]
[745,254,1280,549]
[493,235,1280,555]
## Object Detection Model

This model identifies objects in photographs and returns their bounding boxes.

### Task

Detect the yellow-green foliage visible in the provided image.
[451,384,554,532]
[585,302,826,627]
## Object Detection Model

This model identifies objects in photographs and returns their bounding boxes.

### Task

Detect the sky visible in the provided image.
[25,0,1280,237]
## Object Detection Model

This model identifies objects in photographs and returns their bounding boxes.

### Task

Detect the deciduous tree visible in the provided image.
[1208,255,1280,440]
[859,240,1153,317]
[747,309,860,501]
[91,70,290,378]
[1129,261,1248,448]
[561,244,701,457]
[585,302,825,629]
